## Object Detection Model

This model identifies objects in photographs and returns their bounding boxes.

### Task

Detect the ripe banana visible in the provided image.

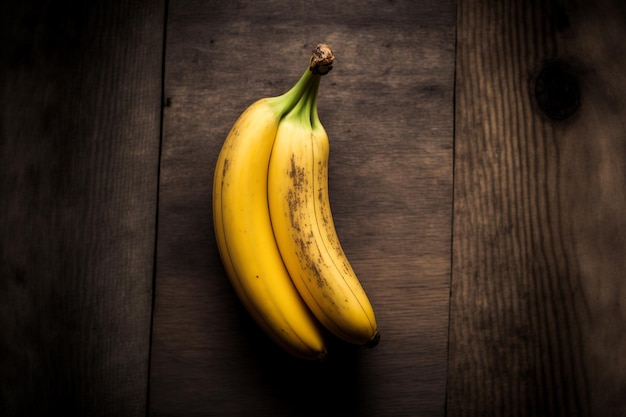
[212,46,334,360]
[267,66,380,347]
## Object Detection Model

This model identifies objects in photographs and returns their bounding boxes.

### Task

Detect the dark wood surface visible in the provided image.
[149,1,455,417]
[448,0,626,416]
[0,1,165,416]
[2,0,625,416]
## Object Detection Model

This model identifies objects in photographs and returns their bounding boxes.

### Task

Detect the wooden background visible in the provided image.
[1,0,625,416]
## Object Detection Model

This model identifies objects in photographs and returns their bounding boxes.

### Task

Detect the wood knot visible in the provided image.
[533,61,580,121]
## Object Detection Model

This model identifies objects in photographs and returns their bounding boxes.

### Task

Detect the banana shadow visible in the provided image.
[241,319,372,417]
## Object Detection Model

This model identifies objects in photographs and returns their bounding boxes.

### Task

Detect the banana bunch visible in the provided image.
[213,44,379,360]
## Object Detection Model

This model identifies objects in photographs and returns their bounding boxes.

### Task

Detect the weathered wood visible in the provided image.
[449,0,626,415]
[149,1,455,416]
[6,1,622,415]
[0,1,165,415]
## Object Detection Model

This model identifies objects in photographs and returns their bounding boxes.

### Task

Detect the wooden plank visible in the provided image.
[0,1,165,416]
[449,0,626,415]
[149,1,455,416]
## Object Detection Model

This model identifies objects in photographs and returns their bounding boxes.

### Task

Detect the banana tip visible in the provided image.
[310,43,334,75]
[364,332,380,349]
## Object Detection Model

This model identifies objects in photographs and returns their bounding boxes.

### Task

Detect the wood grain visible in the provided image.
[449,0,626,415]
[0,1,165,415]
[149,1,455,416]
[4,0,623,415]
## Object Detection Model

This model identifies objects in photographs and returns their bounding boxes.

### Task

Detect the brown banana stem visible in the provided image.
[310,43,334,75]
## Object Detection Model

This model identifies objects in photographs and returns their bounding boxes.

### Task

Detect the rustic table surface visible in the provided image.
[2,0,625,416]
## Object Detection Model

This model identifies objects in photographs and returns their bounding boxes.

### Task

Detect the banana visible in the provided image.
[267,65,380,347]
[212,46,334,360]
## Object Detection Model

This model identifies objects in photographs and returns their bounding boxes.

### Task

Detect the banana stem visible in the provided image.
[308,43,332,126]
[309,43,334,75]
[273,43,334,115]
[284,77,317,126]
[276,69,315,115]
[309,77,322,129]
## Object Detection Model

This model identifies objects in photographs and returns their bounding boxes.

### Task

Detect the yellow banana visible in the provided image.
[212,45,334,360]
[267,68,380,347]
